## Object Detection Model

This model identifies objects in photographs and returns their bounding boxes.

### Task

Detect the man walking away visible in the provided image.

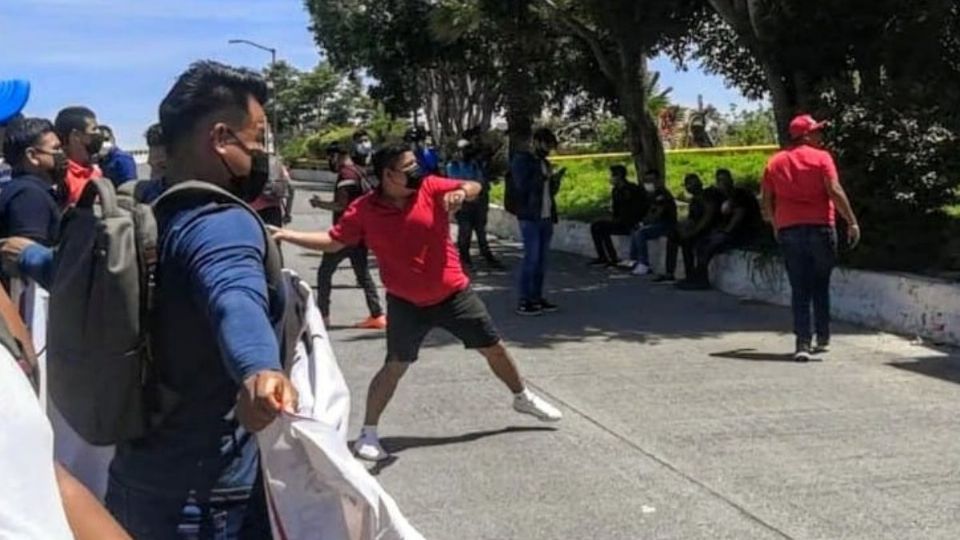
[589,165,648,268]
[312,141,386,330]
[54,106,103,206]
[655,173,723,283]
[95,125,137,187]
[272,144,563,462]
[678,169,763,290]
[762,114,861,362]
[511,128,564,316]
[629,170,677,276]
[448,136,504,271]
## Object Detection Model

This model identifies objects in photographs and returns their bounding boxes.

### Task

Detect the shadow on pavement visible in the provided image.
[710,349,796,362]
[357,426,557,476]
[889,355,960,385]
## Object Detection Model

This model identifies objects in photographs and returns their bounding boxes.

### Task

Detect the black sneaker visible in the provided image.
[813,340,830,354]
[516,302,543,316]
[794,342,813,363]
[652,274,675,283]
[536,299,559,313]
[588,258,609,267]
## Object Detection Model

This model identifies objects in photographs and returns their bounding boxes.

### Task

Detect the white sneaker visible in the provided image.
[632,263,650,276]
[353,431,389,462]
[513,391,563,422]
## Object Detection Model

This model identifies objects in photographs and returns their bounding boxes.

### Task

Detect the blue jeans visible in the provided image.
[778,225,837,346]
[105,476,271,540]
[630,222,671,266]
[518,219,554,302]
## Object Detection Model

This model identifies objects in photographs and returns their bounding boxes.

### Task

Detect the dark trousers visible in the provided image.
[518,219,554,302]
[665,231,701,277]
[590,220,634,262]
[687,230,743,282]
[106,476,270,540]
[456,195,495,263]
[316,246,383,319]
[779,225,837,346]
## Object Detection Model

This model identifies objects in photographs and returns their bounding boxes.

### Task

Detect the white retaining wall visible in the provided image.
[487,205,960,346]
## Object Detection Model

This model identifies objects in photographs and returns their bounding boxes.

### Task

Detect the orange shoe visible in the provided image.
[355,315,387,330]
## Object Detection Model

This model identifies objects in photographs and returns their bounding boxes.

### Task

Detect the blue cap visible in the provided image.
[0,80,30,125]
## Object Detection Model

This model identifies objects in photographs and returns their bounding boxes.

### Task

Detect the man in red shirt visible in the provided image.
[54,106,103,206]
[273,144,562,461]
[762,114,861,362]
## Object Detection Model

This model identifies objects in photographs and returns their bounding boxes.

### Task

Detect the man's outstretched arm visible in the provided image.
[269,226,347,253]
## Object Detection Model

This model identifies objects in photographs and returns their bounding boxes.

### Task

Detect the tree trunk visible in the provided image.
[618,53,665,179]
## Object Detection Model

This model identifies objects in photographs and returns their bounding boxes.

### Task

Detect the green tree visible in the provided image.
[534,0,699,177]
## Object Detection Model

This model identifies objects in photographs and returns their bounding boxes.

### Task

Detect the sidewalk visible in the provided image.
[285,181,960,540]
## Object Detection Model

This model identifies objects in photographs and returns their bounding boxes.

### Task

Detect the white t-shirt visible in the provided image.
[540,159,553,219]
[0,344,73,540]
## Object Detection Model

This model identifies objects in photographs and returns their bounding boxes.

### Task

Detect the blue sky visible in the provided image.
[0,0,757,149]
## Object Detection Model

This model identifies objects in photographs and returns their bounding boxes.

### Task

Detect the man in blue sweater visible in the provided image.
[4,61,297,539]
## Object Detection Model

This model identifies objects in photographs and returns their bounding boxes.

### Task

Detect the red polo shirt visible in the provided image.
[329,176,469,306]
[64,159,102,206]
[762,144,839,230]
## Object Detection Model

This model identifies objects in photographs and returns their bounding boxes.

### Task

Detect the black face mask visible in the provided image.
[85,132,105,157]
[220,130,271,203]
[404,165,425,190]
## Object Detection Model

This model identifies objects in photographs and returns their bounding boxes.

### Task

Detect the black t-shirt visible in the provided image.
[648,186,678,227]
[727,187,763,238]
[0,174,61,245]
[333,164,370,224]
[612,182,648,226]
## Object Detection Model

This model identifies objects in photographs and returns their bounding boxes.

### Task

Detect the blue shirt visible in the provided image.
[108,203,283,499]
[415,146,441,175]
[0,173,60,245]
[100,147,138,187]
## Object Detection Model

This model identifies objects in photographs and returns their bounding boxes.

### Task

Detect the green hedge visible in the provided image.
[491,150,773,221]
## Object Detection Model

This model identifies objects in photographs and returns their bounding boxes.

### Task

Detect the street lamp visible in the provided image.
[229,39,279,149]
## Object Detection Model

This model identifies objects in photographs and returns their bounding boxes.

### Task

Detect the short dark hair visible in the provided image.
[372,143,410,180]
[145,123,164,148]
[159,60,268,148]
[533,127,558,146]
[644,169,661,178]
[54,106,96,143]
[684,173,702,183]
[352,129,369,141]
[716,168,733,180]
[3,117,55,169]
[610,165,628,178]
[98,124,115,143]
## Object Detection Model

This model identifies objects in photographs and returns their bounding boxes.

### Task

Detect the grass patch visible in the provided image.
[491,149,774,221]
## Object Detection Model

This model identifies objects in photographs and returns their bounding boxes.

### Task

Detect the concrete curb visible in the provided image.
[487,205,960,346]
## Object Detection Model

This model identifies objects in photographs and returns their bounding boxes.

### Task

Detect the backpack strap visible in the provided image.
[153,180,283,280]
[77,177,122,217]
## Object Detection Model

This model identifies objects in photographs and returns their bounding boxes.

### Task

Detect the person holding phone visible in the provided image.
[510,128,565,316]
[762,114,861,362]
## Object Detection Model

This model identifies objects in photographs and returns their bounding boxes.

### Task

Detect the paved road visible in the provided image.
[284,178,960,540]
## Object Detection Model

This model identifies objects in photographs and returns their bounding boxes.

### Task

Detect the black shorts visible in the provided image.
[386,288,501,363]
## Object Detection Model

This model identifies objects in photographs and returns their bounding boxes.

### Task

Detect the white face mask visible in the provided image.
[356,140,373,156]
[644,182,656,193]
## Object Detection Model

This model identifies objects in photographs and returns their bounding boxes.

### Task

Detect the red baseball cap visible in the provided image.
[789,114,827,139]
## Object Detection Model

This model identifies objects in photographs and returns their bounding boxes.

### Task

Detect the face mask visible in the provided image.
[403,164,425,190]
[644,182,656,193]
[220,130,271,202]
[356,141,373,156]
[85,132,105,157]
